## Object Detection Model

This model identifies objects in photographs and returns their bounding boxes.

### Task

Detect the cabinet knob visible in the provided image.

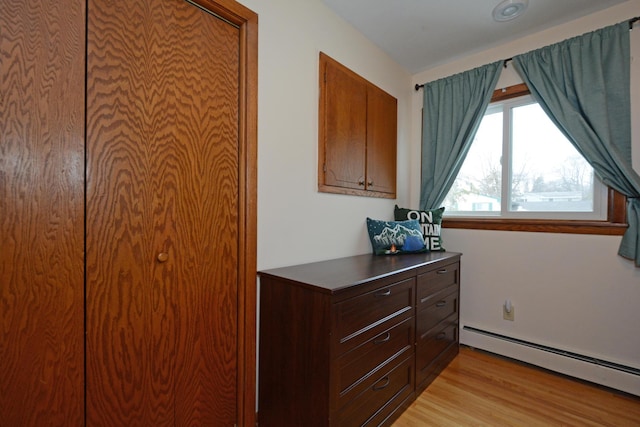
[367,180,373,186]
[358,179,365,186]
[157,252,169,263]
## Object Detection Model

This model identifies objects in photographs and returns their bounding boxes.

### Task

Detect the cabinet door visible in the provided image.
[318,53,397,198]
[321,54,367,191]
[366,87,397,195]
[1,0,85,424]
[86,0,242,424]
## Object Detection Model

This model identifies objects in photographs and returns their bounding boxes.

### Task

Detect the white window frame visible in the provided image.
[445,95,608,221]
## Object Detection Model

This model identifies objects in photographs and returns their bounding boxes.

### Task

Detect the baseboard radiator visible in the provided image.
[462,326,640,396]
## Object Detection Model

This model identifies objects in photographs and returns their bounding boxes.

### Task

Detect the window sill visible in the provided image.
[442,189,627,236]
[442,217,627,235]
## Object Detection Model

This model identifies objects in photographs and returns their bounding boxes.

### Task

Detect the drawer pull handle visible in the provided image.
[435,300,446,307]
[374,332,391,344]
[436,269,448,274]
[436,332,447,341]
[375,289,391,297]
[372,376,390,391]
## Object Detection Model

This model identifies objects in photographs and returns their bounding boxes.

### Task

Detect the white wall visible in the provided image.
[411,0,640,393]
[238,0,411,270]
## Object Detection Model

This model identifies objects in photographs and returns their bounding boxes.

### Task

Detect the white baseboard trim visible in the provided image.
[461,326,640,397]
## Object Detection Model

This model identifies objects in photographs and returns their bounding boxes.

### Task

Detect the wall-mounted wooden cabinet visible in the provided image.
[318,53,397,198]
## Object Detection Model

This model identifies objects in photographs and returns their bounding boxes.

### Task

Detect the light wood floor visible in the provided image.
[392,346,640,426]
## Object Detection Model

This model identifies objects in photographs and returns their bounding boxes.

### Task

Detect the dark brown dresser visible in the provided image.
[258,252,461,427]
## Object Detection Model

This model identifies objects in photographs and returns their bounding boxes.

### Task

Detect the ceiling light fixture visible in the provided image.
[492,0,529,22]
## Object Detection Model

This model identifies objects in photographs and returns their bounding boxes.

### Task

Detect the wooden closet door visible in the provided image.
[1,0,85,424]
[86,0,244,424]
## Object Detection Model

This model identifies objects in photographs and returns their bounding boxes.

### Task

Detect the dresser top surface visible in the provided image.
[258,251,461,293]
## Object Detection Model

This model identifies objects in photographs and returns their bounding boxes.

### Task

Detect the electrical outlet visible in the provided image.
[503,304,515,321]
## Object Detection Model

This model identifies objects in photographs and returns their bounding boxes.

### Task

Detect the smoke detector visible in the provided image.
[493,0,529,22]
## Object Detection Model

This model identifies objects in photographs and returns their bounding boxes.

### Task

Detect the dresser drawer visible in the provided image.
[417,286,458,335]
[417,261,459,303]
[335,356,414,427]
[334,317,413,409]
[334,277,415,354]
[416,327,460,394]
[417,317,458,367]
[416,337,459,393]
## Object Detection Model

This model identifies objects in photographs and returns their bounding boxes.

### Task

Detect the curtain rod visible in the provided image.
[415,15,640,91]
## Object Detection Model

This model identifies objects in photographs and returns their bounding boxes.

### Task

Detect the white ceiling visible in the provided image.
[322,0,629,73]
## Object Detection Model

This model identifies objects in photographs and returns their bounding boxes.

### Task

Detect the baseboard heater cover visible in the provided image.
[463,326,640,377]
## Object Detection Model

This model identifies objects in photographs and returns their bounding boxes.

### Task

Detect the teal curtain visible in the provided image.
[513,22,640,267]
[420,61,502,210]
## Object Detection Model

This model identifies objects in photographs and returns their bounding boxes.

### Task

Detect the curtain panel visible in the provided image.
[512,22,640,266]
[419,61,502,210]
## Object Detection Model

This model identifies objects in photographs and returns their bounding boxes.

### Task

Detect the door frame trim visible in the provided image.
[189,0,259,425]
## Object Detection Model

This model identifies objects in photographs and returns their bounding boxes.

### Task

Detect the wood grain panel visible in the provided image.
[318,52,397,199]
[366,86,397,196]
[86,0,239,424]
[322,54,367,190]
[0,0,85,425]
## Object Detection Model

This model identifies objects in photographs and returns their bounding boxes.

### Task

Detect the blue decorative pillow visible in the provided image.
[366,218,427,255]
[394,205,445,251]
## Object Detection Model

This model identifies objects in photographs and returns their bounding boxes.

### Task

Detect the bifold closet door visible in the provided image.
[86,0,240,424]
[1,0,85,424]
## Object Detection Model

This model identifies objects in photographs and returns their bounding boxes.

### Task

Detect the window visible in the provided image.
[442,84,627,235]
